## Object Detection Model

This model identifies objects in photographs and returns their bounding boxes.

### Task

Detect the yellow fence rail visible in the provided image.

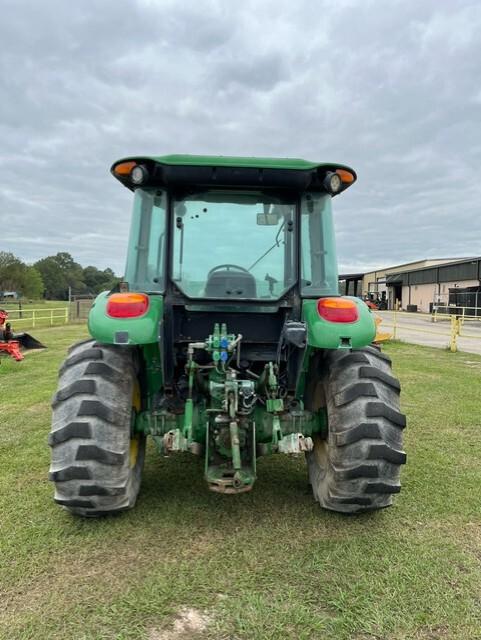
[377,311,480,354]
[432,305,481,324]
[5,307,69,329]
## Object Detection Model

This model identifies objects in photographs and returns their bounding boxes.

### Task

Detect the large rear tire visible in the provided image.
[306,346,406,513]
[49,340,146,517]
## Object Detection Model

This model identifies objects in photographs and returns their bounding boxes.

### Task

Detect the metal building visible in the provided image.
[385,257,481,313]
[339,257,481,313]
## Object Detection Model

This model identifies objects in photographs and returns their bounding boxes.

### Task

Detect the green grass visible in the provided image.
[0,328,480,639]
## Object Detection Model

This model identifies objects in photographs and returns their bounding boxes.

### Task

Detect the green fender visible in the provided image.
[302,297,376,350]
[88,291,163,345]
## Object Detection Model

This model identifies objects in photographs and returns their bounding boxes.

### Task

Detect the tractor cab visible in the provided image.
[115,155,353,304]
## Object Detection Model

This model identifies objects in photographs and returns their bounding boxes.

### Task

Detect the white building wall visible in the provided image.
[409,284,438,313]
[401,279,479,313]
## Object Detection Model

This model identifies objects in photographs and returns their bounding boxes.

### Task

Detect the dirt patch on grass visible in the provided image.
[147,607,211,639]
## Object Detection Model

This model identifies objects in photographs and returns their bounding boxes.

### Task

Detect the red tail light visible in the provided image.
[106,293,149,318]
[317,297,359,323]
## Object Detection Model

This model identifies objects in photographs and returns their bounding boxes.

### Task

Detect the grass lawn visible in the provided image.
[0,327,480,639]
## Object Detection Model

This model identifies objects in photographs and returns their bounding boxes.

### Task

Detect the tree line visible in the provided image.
[0,251,120,300]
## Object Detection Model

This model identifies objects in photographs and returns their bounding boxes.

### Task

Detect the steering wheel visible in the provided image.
[208,264,250,276]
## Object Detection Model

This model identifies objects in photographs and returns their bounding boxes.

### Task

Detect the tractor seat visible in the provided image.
[205,267,257,298]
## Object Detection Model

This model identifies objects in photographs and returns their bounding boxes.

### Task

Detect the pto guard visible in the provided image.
[303,297,376,350]
[88,291,163,345]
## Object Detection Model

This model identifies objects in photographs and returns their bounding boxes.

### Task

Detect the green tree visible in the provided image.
[53,252,76,271]
[54,252,86,294]
[34,256,68,299]
[83,265,120,294]
[35,252,88,299]
[0,252,44,299]
[1,250,119,300]
[104,269,120,291]
[0,251,25,292]
[22,266,44,299]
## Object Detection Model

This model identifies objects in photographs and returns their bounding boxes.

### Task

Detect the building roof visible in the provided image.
[385,256,481,286]
[361,257,477,277]
[339,272,364,280]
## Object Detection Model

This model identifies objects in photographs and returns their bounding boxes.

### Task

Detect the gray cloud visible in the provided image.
[1,0,480,275]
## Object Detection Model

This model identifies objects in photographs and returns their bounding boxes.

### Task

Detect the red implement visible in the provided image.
[0,340,24,361]
[0,308,45,362]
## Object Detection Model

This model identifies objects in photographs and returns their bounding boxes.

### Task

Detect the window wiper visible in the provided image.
[248,222,285,271]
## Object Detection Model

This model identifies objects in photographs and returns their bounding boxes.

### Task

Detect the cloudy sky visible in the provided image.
[1,0,480,275]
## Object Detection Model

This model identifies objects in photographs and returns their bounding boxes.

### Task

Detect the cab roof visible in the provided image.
[111,154,357,193]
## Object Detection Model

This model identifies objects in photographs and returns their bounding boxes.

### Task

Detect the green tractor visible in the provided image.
[49,155,406,516]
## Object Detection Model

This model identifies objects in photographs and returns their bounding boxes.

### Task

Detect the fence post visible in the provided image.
[450,316,459,352]
[393,307,398,339]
